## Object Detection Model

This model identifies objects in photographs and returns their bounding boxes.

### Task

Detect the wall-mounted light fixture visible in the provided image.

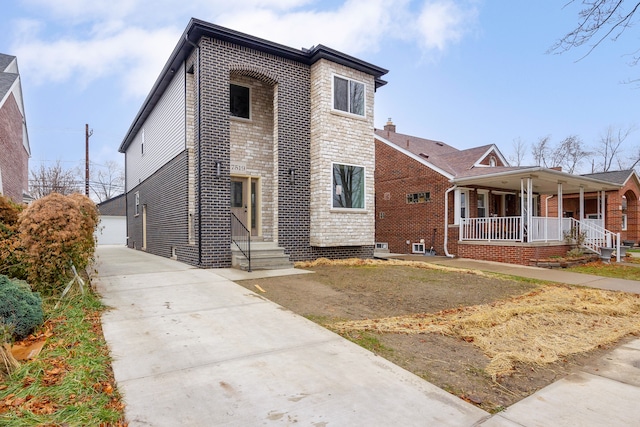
[214,161,221,177]
[288,168,296,185]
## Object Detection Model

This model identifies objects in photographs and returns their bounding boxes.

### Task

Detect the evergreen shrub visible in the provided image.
[0,274,43,340]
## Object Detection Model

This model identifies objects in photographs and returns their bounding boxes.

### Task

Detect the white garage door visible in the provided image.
[96,215,127,245]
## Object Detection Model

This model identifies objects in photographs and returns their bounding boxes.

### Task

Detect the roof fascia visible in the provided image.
[453,166,622,190]
[375,133,454,179]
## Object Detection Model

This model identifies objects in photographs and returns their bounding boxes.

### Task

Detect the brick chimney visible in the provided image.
[383,118,396,133]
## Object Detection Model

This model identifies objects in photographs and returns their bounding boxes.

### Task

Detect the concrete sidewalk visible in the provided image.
[96,246,640,426]
[95,246,488,426]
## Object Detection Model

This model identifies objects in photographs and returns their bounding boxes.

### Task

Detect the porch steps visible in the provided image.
[231,241,293,271]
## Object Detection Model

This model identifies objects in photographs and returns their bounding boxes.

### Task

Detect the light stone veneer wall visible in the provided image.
[229,74,275,241]
[309,59,375,246]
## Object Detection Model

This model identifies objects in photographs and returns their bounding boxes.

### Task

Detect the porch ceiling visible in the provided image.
[452,167,621,194]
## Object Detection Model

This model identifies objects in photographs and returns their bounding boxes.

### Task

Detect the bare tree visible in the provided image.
[508,137,528,166]
[550,1,640,81]
[531,135,591,173]
[532,135,552,167]
[90,160,124,202]
[592,124,636,171]
[29,161,80,199]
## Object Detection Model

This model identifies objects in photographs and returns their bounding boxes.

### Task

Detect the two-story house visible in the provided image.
[0,53,30,204]
[119,19,388,268]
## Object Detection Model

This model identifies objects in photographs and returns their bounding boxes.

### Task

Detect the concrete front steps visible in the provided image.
[231,241,293,271]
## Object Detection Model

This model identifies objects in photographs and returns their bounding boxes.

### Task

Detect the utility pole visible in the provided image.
[85,124,93,197]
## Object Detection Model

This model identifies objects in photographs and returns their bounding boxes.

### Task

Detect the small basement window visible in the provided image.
[412,243,425,254]
[375,242,388,250]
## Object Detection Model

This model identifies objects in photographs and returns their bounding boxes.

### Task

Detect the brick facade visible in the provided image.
[458,242,571,266]
[0,93,28,203]
[127,152,189,259]
[309,59,376,247]
[375,139,452,255]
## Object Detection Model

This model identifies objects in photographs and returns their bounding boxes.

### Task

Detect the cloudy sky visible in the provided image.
[2,0,639,182]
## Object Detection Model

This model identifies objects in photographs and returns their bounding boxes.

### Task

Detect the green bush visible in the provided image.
[0,275,43,340]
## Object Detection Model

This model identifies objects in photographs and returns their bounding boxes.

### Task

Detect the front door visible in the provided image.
[231,177,261,236]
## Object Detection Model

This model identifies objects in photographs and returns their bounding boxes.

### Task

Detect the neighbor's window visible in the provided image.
[477,192,487,217]
[333,163,365,209]
[134,192,140,216]
[230,84,250,119]
[333,76,365,116]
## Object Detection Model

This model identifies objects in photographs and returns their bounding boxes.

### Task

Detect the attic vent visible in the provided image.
[435,142,444,147]
[419,153,429,159]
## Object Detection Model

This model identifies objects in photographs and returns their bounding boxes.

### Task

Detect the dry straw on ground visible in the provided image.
[295,257,486,276]
[332,284,640,378]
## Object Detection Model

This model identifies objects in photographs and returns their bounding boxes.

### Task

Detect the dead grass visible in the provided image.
[296,257,486,275]
[332,284,640,379]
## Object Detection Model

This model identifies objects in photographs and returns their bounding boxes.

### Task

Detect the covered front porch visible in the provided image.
[446,167,622,264]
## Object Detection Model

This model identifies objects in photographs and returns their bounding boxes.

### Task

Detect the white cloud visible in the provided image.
[12,22,179,98]
[415,0,479,51]
[11,0,480,97]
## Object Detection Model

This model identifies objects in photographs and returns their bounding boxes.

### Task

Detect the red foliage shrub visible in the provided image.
[18,193,98,294]
[0,195,26,279]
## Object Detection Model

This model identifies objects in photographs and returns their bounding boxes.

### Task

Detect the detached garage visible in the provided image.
[96,194,126,245]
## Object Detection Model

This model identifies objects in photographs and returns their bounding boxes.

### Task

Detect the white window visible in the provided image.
[375,242,388,250]
[622,213,628,231]
[477,191,488,218]
[230,83,250,119]
[489,156,496,167]
[454,189,469,225]
[332,163,365,209]
[333,75,365,116]
[141,129,145,155]
[134,192,140,216]
[412,243,425,253]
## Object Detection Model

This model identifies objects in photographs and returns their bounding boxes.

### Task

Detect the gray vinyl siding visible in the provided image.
[126,63,186,191]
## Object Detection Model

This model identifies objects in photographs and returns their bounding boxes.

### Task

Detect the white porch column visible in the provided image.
[601,190,606,228]
[557,182,563,241]
[579,186,584,221]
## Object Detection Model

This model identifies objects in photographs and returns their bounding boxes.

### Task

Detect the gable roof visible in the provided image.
[0,53,15,72]
[374,127,510,177]
[581,170,637,186]
[0,52,29,156]
[120,18,388,153]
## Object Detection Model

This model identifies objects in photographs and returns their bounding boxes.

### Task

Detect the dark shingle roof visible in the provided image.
[0,73,17,100]
[375,128,507,177]
[0,53,16,72]
[581,170,634,185]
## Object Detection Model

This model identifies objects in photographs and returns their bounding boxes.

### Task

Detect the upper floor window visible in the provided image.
[333,76,364,116]
[230,84,250,119]
[333,163,365,209]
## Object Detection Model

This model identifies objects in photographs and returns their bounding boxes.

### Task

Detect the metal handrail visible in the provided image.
[231,213,251,272]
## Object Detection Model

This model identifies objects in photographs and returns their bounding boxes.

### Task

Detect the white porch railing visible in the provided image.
[460,216,620,260]
[460,216,522,241]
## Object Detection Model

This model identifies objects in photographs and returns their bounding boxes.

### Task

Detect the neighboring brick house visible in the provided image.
[545,170,640,245]
[119,19,388,267]
[0,53,30,204]
[375,121,622,265]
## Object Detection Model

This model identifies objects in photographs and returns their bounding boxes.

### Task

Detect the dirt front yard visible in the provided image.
[236,260,639,413]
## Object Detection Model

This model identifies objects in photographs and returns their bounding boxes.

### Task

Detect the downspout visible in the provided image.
[443,185,457,258]
[185,32,202,266]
